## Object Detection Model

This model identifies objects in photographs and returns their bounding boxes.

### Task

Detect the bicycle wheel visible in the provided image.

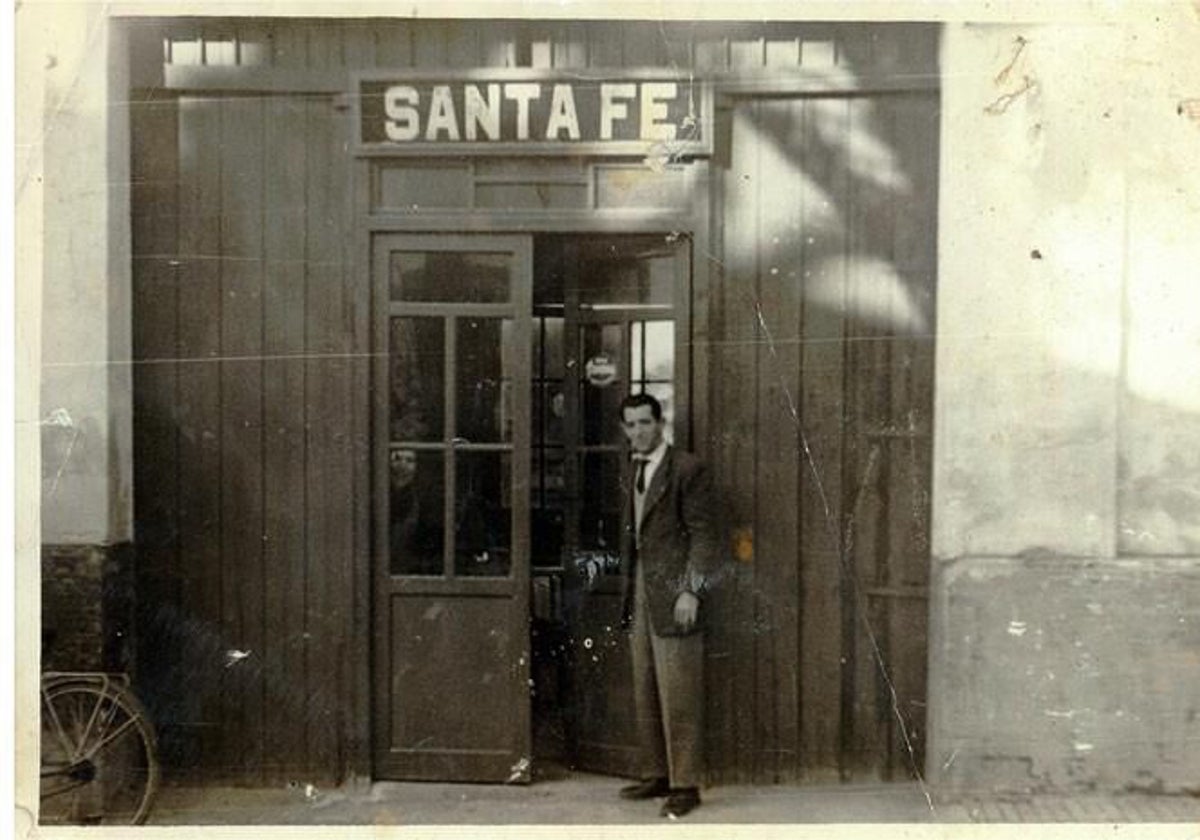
[40,679,160,825]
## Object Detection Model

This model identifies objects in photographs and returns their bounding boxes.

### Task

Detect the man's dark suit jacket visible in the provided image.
[620,445,720,637]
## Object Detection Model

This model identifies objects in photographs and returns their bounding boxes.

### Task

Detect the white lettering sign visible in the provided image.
[367,76,709,154]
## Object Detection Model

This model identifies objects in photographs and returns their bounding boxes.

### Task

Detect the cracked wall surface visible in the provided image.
[930,15,1200,795]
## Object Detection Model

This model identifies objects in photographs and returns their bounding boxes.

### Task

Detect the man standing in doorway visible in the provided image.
[617,392,718,819]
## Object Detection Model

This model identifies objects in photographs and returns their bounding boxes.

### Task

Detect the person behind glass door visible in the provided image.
[389,447,433,575]
[616,392,718,819]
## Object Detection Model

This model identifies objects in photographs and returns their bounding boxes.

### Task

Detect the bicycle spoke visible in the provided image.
[41,680,159,826]
[40,778,90,801]
[87,697,120,756]
[42,692,77,758]
[84,715,139,760]
[76,686,108,763]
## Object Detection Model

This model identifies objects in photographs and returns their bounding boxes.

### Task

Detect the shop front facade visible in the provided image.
[28,7,1200,798]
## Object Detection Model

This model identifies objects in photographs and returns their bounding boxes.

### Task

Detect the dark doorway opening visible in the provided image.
[524,233,691,780]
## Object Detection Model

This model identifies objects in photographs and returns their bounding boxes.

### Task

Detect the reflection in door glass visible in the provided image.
[629,320,675,443]
[576,242,675,308]
[390,318,444,442]
[456,318,514,443]
[532,315,566,569]
[578,452,623,560]
[454,452,512,577]
[580,323,625,446]
[531,449,564,568]
[390,251,510,303]
[631,321,674,381]
[389,449,445,576]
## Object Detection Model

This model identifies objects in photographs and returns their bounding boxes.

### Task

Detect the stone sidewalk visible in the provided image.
[145,774,1200,825]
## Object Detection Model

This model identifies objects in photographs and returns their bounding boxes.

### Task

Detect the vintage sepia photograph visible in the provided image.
[14,0,1200,832]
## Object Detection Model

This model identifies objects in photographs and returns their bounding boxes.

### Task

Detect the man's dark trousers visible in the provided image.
[630,562,704,788]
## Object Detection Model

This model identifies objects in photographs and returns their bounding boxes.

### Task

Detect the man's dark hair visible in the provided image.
[619,392,663,422]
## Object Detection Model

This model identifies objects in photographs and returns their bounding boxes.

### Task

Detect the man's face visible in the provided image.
[621,404,665,454]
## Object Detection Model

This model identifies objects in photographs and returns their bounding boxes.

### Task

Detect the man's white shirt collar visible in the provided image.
[638,438,669,468]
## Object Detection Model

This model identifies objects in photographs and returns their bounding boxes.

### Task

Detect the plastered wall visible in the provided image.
[930,14,1200,794]
[35,3,133,545]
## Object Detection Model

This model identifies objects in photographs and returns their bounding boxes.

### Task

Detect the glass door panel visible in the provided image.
[373,233,532,784]
[389,317,445,442]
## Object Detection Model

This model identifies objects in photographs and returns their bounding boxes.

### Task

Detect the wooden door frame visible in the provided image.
[355,155,711,781]
[369,232,535,781]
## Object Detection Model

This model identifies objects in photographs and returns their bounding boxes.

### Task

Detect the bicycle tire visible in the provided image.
[40,678,160,825]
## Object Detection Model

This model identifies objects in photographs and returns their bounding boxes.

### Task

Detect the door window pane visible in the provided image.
[539,317,565,377]
[389,449,445,576]
[640,321,675,381]
[390,317,444,442]
[457,318,514,443]
[390,251,511,303]
[454,452,512,577]
[575,452,623,578]
[580,323,625,445]
[531,448,565,569]
[577,241,676,308]
[537,383,566,446]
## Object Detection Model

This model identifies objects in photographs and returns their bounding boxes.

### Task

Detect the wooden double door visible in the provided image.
[371,231,690,782]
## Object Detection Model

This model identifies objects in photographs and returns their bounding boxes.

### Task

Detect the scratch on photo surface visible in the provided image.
[993,35,1028,85]
[986,35,1037,116]
[41,407,80,499]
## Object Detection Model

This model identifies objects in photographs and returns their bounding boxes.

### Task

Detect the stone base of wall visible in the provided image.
[927,555,1200,796]
[41,543,135,672]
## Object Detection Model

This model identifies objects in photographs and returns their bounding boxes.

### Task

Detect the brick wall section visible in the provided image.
[41,543,134,672]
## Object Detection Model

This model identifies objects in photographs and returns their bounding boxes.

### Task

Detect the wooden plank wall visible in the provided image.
[134,18,938,77]
[129,18,938,784]
[707,87,938,783]
[131,87,360,784]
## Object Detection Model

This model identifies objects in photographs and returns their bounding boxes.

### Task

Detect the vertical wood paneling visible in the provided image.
[175,96,224,779]
[129,19,940,786]
[341,20,376,70]
[261,96,310,782]
[552,22,588,69]
[374,21,414,67]
[130,91,181,763]
[414,23,448,68]
[587,22,623,67]
[753,100,804,781]
[621,22,668,67]
[719,105,762,783]
[218,94,266,782]
[693,36,728,72]
[748,102,777,783]
[798,96,848,780]
[306,25,342,71]
[347,156,374,780]
[270,22,307,70]
[842,96,888,780]
[885,91,938,779]
[446,21,480,68]
[303,97,354,781]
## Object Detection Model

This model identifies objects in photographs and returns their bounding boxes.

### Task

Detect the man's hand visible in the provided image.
[673,591,700,631]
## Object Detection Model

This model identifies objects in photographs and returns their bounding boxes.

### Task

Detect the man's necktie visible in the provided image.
[634,456,648,494]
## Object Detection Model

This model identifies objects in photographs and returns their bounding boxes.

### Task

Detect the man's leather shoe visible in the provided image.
[660,787,700,818]
[619,777,670,799]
